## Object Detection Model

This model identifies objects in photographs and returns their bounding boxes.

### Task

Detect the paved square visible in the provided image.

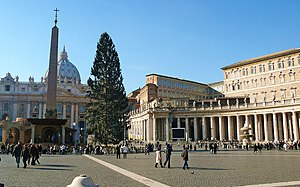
[1,149,300,187]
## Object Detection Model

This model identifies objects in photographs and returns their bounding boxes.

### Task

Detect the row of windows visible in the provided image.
[226,55,300,79]
[158,89,207,100]
[1,103,86,113]
[2,85,39,93]
[157,78,207,93]
[226,70,296,91]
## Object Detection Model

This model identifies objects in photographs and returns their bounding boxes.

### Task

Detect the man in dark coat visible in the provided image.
[12,142,22,168]
[181,146,189,170]
[30,144,39,165]
[163,144,173,168]
[21,144,30,168]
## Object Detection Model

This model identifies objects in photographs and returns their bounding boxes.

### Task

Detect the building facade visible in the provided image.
[0,48,89,144]
[128,48,300,143]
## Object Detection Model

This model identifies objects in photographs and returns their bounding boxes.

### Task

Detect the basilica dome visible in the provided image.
[44,46,81,83]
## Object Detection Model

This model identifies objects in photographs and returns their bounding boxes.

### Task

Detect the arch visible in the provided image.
[24,129,32,143]
[42,127,57,143]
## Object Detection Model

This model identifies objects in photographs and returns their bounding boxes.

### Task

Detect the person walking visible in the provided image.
[30,144,39,165]
[122,144,128,159]
[116,145,121,159]
[12,142,22,168]
[21,144,30,168]
[163,143,173,168]
[181,146,189,170]
[155,147,164,168]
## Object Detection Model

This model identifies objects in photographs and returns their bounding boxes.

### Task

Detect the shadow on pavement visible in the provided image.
[170,166,230,171]
[41,164,75,168]
[28,167,73,171]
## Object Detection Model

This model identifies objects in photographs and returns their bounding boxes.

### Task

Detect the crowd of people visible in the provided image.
[1,138,300,170]
[1,142,41,168]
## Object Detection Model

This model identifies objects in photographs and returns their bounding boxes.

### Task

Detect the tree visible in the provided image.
[85,32,128,145]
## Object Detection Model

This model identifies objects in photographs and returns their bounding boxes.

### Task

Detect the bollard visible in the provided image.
[66,174,99,187]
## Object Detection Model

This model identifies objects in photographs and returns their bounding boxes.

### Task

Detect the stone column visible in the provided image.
[245,115,249,127]
[177,117,180,128]
[38,102,43,119]
[249,115,253,138]
[70,104,75,128]
[228,116,234,141]
[12,103,17,121]
[75,103,79,125]
[63,103,67,119]
[153,116,156,142]
[31,125,36,143]
[258,115,263,141]
[166,117,169,141]
[146,119,150,142]
[27,102,31,118]
[202,117,207,140]
[61,125,65,144]
[211,116,216,140]
[194,117,198,141]
[277,114,283,141]
[263,113,269,141]
[43,103,47,118]
[254,114,258,141]
[236,115,241,141]
[185,117,189,142]
[288,113,293,140]
[273,112,279,142]
[292,111,299,141]
[282,112,288,141]
[267,114,273,140]
[219,116,224,141]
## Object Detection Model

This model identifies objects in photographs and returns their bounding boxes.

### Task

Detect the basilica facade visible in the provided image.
[128,48,300,144]
[0,47,89,144]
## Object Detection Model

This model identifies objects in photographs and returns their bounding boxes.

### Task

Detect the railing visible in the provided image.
[130,97,300,117]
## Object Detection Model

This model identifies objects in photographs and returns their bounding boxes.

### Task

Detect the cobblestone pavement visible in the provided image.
[1,149,300,187]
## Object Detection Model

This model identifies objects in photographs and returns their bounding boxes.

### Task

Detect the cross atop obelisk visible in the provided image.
[54,8,59,26]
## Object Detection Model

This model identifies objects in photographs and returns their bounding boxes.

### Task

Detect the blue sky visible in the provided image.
[1,1,300,93]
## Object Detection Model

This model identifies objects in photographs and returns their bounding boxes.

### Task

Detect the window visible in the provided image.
[5,85,10,91]
[3,103,9,112]
[260,77,266,87]
[270,73,275,85]
[252,79,257,87]
[278,59,284,69]
[21,87,26,92]
[268,61,274,71]
[287,57,294,67]
[251,66,256,74]
[225,73,228,79]
[242,68,248,76]
[259,65,265,73]
[289,70,295,81]
[279,72,285,83]
[56,103,63,113]
[19,104,25,113]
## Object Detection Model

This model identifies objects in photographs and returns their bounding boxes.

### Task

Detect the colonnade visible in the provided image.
[129,110,300,143]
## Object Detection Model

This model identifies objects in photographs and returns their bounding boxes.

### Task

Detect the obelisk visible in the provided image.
[47,8,59,111]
